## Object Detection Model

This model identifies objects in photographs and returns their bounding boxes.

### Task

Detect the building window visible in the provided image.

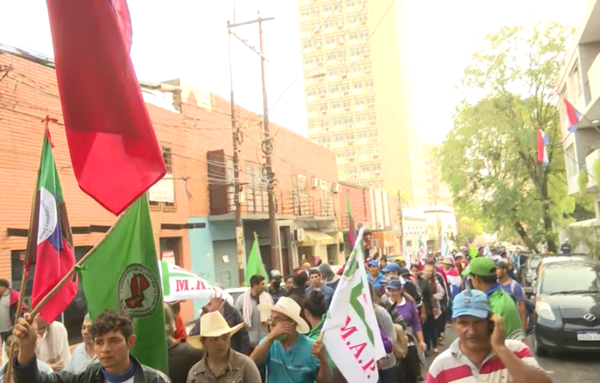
[245,162,268,214]
[293,175,309,216]
[345,133,355,142]
[370,146,379,159]
[369,129,378,141]
[322,136,331,145]
[307,90,316,98]
[342,100,353,111]
[565,144,578,178]
[347,149,356,160]
[366,97,375,105]
[341,84,351,93]
[343,116,353,125]
[320,180,334,217]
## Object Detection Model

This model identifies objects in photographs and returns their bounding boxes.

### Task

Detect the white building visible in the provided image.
[559,0,600,223]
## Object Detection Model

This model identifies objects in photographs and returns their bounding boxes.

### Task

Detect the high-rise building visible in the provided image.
[297,0,426,207]
[423,143,454,206]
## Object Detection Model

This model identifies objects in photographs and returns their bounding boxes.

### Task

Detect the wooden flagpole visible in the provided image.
[5,207,125,379]
[4,116,54,382]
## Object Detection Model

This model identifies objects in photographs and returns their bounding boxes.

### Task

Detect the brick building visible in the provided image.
[0,45,342,342]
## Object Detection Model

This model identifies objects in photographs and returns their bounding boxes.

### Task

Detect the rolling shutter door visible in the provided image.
[213,240,240,289]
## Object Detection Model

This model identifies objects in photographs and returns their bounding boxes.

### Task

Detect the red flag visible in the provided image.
[46,0,166,215]
[28,125,77,322]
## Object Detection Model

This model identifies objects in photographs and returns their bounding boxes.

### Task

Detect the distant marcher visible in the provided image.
[234,275,272,351]
[0,279,26,341]
[0,329,53,383]
[66,314,97,373]
[268,270,287,304]
[169,301,187,341]
[317,263,340,292]
[34,317,71,371]
[305,269,334,309]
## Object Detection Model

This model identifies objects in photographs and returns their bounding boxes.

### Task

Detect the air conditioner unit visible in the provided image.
[343,91,349,96]
[369,121,376,125]
[365,70,371,75]
[372,155,379,160]
[368,104,375,109]
[373,172,381,177]
[311,177,320,188]
[294,228,306,241]
[332,183,340,193]
[348,157,355,162]
[344,108,351,112]
[346,141,354,146]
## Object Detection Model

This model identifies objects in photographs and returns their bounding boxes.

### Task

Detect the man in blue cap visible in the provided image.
[426,289,551,383]
[367,259,385,293]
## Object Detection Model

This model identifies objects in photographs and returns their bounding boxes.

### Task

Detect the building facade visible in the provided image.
[297,0,426,206]
[423,144,453,206]
[0,45,344,338]
[559,0,600,225]
[422,205,457,251]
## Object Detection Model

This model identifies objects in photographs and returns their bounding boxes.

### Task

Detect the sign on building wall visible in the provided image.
[149,174,175,203]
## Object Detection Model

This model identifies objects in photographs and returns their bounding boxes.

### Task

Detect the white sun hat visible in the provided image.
[186,311,245,349]
[258,296,310,334]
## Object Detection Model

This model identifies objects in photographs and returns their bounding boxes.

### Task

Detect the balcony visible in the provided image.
[567,173,580,196]
[585,148,600,191]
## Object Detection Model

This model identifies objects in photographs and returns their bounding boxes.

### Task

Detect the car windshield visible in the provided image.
[540,265,600,295]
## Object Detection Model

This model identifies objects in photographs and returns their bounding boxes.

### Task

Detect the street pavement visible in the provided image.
[425,326,600,383]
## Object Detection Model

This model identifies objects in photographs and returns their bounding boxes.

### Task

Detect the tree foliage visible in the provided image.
[438,21,586,252]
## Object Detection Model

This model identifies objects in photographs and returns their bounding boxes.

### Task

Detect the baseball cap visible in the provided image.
[495,260,508,269]
[395,255,405,262]
[270,270,282,280]
[382,263,401,273]
[452,289,490,319]
[398,267,410,276]
[386,278,406,290]
[367,259,378,267]
[461,257,496,277]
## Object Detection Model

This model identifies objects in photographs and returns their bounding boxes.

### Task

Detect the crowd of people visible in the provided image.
[0,244,553,383]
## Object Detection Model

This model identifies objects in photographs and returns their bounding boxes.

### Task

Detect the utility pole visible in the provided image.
[229,14,279,271]
[258,14,280,272]
[227,21,245,284]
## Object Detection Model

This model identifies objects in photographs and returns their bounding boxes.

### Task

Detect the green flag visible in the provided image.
[245,236,268,285]
[80,194,168,373]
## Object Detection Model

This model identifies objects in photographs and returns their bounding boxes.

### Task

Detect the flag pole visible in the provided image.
[4,116,54,382]
[28,212,126,318]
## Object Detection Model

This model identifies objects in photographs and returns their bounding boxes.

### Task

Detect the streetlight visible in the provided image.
[269,72,326,111]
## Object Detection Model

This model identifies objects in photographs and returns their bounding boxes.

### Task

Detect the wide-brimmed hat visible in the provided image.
[258,297,310,334]
[186,311,245,349]
[441,258,454,266]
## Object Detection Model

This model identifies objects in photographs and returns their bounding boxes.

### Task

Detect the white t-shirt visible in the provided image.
[35,321,71,370]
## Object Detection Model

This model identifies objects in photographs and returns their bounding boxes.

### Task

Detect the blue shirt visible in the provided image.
[259,334,320,383]
[305,285,335,308]
[368,273,385,292]
[500,280,524,303]
[66,343,98,373]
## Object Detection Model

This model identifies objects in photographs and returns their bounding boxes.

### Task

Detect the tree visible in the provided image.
[456,215,483,244]
[438,21,584,253]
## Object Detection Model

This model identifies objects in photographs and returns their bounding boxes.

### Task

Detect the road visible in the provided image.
[425,326,600,383]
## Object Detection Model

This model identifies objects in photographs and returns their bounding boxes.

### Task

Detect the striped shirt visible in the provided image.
[426,339,542,383]
[374,305,397,370]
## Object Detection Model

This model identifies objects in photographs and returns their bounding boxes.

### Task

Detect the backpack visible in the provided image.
[505,280,518,303]
[392,323,409,359]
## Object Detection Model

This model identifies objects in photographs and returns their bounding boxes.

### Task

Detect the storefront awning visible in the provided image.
[299,230,335,246]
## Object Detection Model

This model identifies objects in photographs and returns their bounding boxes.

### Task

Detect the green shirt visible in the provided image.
[307,316,336,371]
[487,285,524,341]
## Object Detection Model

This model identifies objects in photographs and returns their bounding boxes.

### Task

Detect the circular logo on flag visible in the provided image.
[117,264,161,318]
[37,187,58,246]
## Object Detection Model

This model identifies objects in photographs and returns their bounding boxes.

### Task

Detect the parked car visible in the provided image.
[527,254,587,294]
[531,257,600,356]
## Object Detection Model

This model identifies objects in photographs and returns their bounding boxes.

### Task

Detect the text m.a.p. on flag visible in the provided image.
[27,127,77,323]
[46,0,165,215]
[322,228,386,383]
[536,127,550,166]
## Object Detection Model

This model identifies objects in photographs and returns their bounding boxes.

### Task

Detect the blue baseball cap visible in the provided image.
[382,263,401,273]
[452,289,490,319]
[367,260,378,267]
[386,278,406,290]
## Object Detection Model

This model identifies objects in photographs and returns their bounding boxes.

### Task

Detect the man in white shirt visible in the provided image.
[35,317,70,372]
[66,314,97,373]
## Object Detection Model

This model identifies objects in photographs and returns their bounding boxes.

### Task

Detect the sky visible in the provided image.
[0,0,589,144]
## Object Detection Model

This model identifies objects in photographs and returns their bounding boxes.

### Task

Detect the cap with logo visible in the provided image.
[461,256,496,277]
[367,259,379,267]
[452,289,490,319]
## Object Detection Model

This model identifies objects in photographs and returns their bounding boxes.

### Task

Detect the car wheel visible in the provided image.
[532,332,549,357]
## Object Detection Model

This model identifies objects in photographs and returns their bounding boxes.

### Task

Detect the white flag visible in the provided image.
[322,228,386,383]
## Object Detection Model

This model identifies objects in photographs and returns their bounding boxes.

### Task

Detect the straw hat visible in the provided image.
[441,258,454,266]
[186,311,245,349]
[258,297,310,334]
